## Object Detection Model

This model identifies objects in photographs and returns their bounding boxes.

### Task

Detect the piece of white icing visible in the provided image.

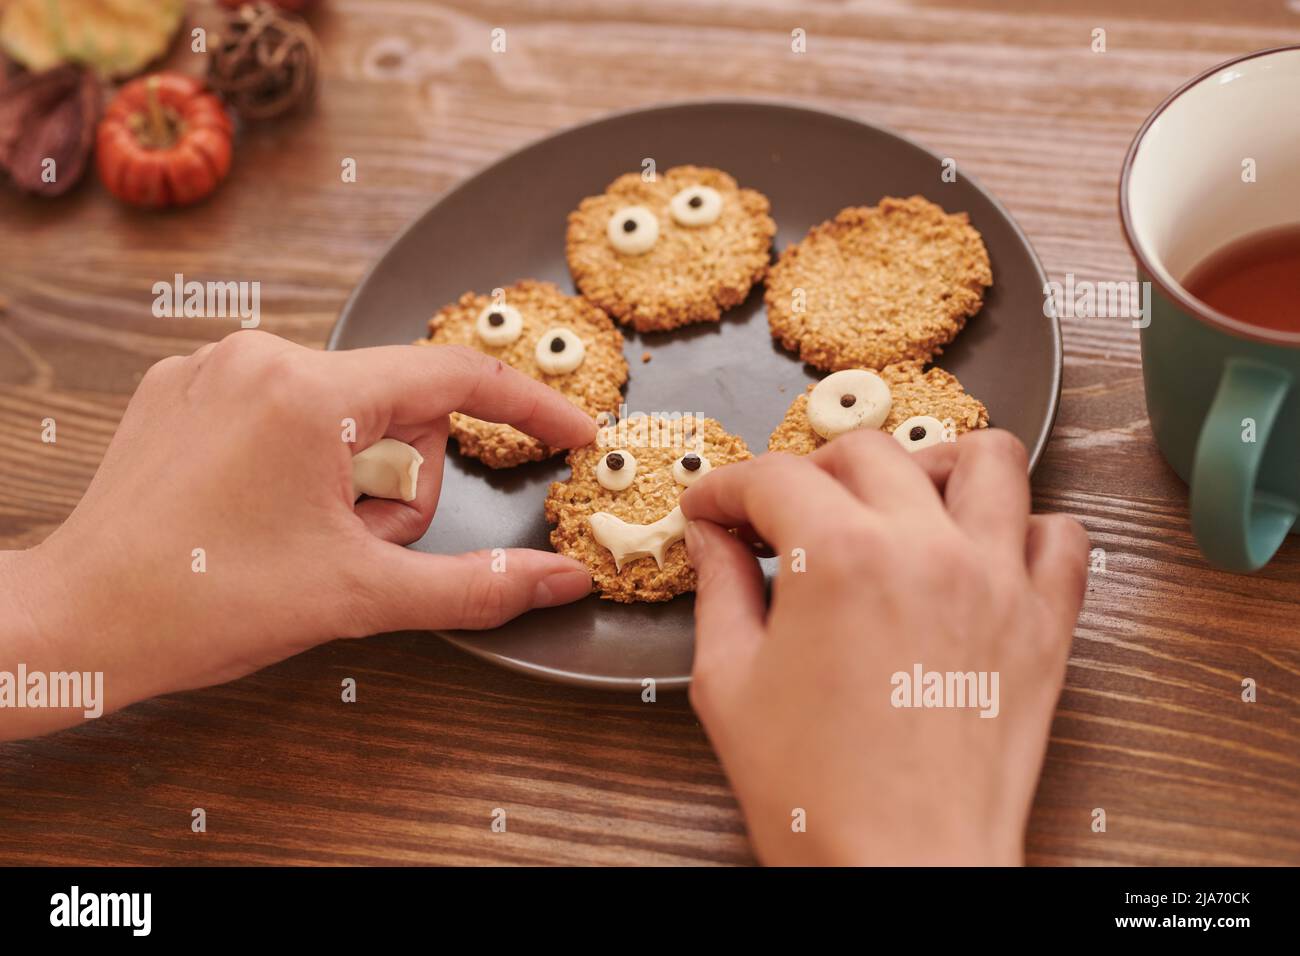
[475,303,523,346]
[589,505,687,571]
[352,438,423,502]
[807,369,892,439]
[672,452,711,486]
[596,449,637,490]
[892,415,947,452]
[607,205,659,254]
[534,327,585,374]
[669,185,722,226]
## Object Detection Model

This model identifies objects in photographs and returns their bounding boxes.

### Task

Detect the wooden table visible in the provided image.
[2,0,1298,866]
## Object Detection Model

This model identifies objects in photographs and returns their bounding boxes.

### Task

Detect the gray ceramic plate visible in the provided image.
[328,100,1060,691]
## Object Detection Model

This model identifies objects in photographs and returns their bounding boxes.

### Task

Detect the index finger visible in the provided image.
[807,428,945,511]
[679,453,863,553]
[941,429,1031,560]
[333,344,597,449]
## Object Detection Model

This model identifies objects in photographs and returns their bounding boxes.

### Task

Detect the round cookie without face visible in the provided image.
[419,280,628,468]
[766,195,993,371]
[545,416,752,603]
[767,362,989,456]
[566,165,776,332]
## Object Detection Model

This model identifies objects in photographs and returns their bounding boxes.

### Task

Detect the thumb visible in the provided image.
[685,519,766,695]
[355,544,593,633]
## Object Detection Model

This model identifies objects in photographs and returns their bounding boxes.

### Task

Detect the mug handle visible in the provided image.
[1190,357,1297,571]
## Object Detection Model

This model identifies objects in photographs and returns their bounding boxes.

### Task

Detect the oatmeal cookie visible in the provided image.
[545,415,751,602]
[418,279,628,468]
[765,196,992,370]
[767,363,989,455]
[566,165,775,332]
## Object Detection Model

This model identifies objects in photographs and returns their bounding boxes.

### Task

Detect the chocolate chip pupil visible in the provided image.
[550,336,566,352]
[688,195,703,208]
[910,426,927,441]
[487,311,504,326]
[606,453,624,470]
[840,394,856,408]
[623,219,637,233]
[682,454,701,471]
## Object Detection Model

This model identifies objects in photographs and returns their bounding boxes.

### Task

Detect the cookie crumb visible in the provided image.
[641,351,652,363]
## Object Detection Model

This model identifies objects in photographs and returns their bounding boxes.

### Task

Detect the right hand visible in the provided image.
[679,429,1088,865]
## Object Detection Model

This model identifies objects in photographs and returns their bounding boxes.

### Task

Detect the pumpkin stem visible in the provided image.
[145,77,169,146]
[131,76,185,150]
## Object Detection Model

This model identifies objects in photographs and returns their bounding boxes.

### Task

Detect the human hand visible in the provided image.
[679,429,1088,865]
[2,330,596,739]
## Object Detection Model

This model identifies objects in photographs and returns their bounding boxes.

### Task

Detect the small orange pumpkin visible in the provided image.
[97,73,234,208]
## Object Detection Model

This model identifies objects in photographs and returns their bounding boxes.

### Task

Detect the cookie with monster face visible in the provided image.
[418,279,628,468]
[768,363,989,456]
[566,165,776,332]
[545,415,752,603]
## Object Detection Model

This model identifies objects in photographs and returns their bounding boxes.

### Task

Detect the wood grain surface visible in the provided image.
[2,0,1299,866]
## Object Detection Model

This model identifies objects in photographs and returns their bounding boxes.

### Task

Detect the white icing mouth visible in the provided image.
[588,506,686,571]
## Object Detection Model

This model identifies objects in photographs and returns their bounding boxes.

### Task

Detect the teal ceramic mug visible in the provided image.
[1120,45,1300,572]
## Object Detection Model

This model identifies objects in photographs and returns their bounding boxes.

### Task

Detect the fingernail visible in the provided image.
[533,569,592,608]
[684,520,703,555]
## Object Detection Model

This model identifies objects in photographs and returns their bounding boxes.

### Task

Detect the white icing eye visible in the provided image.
[672,451,711,486]
[807,369,892,440]
[475,303,523,346]
[669,185,722,226]
[534,327,585,374]
[893,415,947,452]
[607,205,659,254]
[596,449,637,491]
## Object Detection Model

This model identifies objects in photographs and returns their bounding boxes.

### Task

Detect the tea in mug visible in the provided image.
[1182,224,1300,334]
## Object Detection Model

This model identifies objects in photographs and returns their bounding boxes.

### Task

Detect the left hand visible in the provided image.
[2,330,596,739]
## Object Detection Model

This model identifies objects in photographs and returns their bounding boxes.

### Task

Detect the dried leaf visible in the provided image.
[0,64,100,195]
[0,0,184,79]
